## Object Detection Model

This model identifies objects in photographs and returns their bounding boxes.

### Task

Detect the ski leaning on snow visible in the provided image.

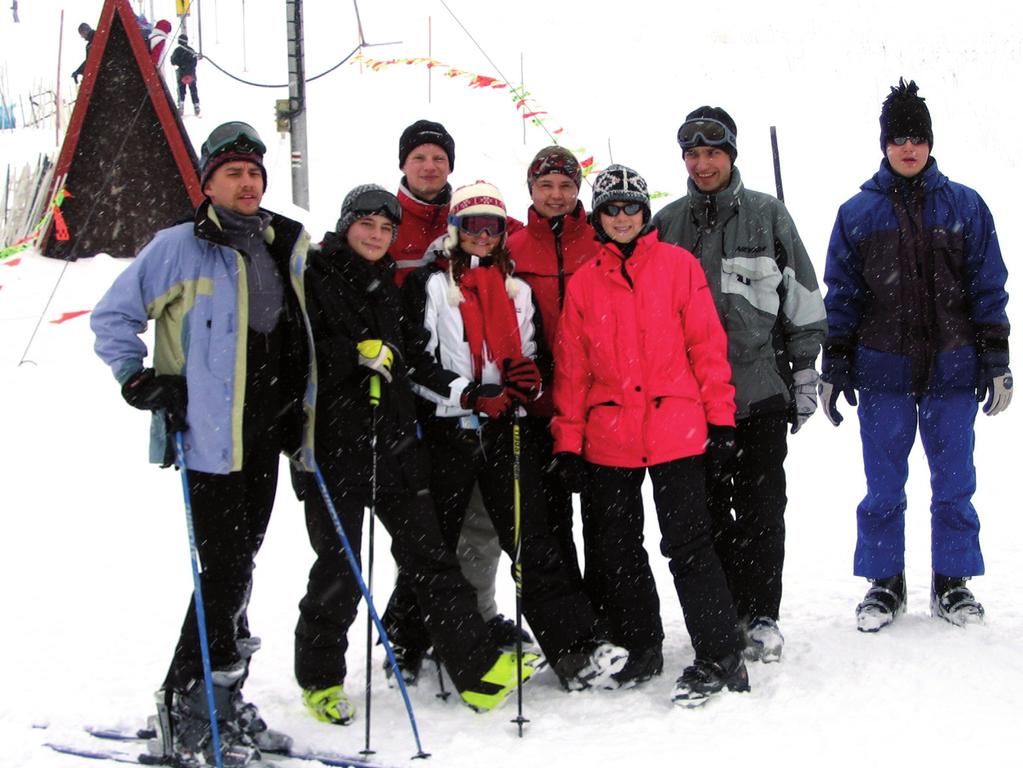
[41,725,401,768]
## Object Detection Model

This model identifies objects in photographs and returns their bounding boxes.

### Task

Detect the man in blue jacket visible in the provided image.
[820,79,1012,633]
[92,122,315,767]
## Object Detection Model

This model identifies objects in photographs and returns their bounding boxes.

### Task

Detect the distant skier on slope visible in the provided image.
[171,32,200,116]
[70,23,94,84]
[820,78,1012,632]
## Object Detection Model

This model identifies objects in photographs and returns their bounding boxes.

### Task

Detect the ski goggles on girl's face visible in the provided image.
[601,202,645,217]
[450,214,506,236]
[350,188,402,223]
[677,117,737,152]
[892,136,928,146]
[202,121,267,160]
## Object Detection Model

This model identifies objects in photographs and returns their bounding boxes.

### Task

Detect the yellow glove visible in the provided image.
[356,339,394,383]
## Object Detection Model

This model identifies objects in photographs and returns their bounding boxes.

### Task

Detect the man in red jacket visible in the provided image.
[392,119,457,286]
[507,145,598,591]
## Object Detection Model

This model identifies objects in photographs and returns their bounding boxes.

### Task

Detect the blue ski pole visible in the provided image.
[174,432,224,768]
[311,459,430,761]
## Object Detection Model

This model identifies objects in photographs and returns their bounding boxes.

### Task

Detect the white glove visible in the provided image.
[790,368,819,434]
[980,371,1013,416]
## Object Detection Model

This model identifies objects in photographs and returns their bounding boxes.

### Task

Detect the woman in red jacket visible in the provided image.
[551,164,750,707]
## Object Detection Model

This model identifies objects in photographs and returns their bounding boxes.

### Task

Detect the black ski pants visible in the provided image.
[162,445,279,691]
[525,415,584,590]
[585,456,743,663]
[162,327,285,692]
[422,417,598,666]
[707,412,788,622]
[294,466,499,693]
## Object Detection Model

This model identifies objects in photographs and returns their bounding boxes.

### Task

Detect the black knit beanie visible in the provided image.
[879,78,932,152]
[398,119,455,170]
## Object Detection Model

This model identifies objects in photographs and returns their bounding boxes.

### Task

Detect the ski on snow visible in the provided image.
[41,726,400,768]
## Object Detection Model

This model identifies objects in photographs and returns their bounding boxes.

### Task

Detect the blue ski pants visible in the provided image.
[854,389,984,579]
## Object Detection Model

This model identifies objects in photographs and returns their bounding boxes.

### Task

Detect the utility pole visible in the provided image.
[286,0,309,209]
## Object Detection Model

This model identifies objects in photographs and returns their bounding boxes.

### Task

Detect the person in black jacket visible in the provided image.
[70,23,94,84]
[295,184,542,722]
[171,33,200,116]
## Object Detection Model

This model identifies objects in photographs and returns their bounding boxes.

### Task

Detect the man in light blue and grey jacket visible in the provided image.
[92,121,315,768]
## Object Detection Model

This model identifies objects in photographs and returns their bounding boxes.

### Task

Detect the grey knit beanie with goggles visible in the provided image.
[677,106,738,163]
[335,184,403,246]
[199,121,268,190]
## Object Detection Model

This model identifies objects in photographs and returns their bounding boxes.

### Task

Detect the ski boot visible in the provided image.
[486,613,536,651]
[671,652,750,708]
[555,639,628,691]
[856,572,906,632]
[383,643,426,688]
[302,685,356,725]
[460,650,545,712]
[602,645,663,689]
[744,617,784,663]
[147,682,260,768]
[931,573,985,627]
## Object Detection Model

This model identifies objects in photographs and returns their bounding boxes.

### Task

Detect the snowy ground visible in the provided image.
[1,2,1021,767]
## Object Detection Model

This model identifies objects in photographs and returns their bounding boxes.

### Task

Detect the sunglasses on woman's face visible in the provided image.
[602,202,644,217]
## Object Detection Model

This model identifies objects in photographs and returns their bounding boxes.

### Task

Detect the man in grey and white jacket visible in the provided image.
[652,106,827,665]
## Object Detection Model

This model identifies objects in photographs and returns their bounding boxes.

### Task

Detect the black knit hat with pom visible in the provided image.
[880,78,932,152]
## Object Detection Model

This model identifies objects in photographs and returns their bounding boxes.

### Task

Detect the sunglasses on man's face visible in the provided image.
[602,202,644,217]
[892,136,927,146]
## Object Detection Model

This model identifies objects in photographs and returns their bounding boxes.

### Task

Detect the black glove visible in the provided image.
[550,452,585,494]
[704,424,737,481]
[72,73,80,85]
[503,356,542,403]
[121,368,188,432]
[460,382,513,420]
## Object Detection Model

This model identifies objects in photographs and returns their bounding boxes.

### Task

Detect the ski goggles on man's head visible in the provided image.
[349,187,402,223]
[202,121,267,161]
[450,214,506,237]
[677,117,737,152]
[891,136,928,146]
[601,202,645,217]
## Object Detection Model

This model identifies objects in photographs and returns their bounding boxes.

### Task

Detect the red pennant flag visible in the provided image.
[50,310,91,324]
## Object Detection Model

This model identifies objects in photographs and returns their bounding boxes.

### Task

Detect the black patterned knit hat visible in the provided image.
[591,164,649,214]
[879,77,932,152]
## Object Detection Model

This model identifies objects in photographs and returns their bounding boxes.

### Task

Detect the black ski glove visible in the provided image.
[704,424,737,482]
[121,368,188,433]
[550,452,586,494]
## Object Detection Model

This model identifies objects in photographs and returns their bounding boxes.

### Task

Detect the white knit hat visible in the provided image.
[443,180,517,306]
[443,180,507,255]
